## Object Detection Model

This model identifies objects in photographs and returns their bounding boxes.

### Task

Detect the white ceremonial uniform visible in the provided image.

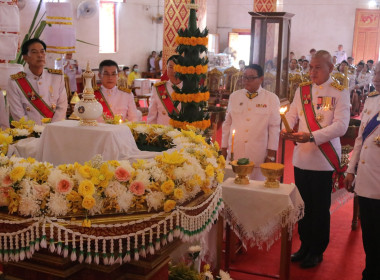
[0,93,9,129]
[97,85,141,123]
[334,50,347,64]
[356,72,372,91]
[147,80,182,125]
[7,67,68,125]
[286,78,351,170]
[347,92,380,199]
[222,86,281,180]
[55,58,81,92]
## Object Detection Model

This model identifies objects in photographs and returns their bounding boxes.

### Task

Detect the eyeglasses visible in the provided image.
[29,49,46,55]
[242,76,260,81]
[102,73,118,77]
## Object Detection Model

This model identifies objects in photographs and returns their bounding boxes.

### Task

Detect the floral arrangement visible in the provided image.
[102,114,123,125]
[169,0,210,131]
[0,123,225,221]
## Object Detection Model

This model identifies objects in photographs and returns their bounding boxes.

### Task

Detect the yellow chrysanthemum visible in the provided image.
[9,166,26,182]
[216,172,224,183]
[162,150,186,165]
[161,180,175,194]
[82,195,96,210]
[133,159,146,169]
[41,118,52,124]
[78,180,95,196]
[78,165,92,179]
[205,164,214,177]
[164,200,176,212]
[214,141,220,151]
[218,155,226,168]
[82,218,92,227]
[173,188,184,200]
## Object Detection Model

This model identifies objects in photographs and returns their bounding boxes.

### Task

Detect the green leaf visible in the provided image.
[76,39,99,47]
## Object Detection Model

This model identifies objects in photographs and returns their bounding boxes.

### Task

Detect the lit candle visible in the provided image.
[231,129,235,153]
[279,107,292,132]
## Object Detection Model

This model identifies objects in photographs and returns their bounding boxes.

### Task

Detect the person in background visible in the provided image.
[147,55,182,125]
[127,64,141,88]
[221,64,281,180]
[0,92,9,129]
[96,60,140,123]
[334,44,347,64]
[344,61,380,280]
[55,53,81,94]
[306,48,316,62]
[117,66,129,88]
[238,60,246,71]
[281,50,350,269]
[8,38,67,124]
[289,51,295,61]
[149,51,157,72]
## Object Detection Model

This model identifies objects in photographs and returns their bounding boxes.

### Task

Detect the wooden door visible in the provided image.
[353,9,380,62]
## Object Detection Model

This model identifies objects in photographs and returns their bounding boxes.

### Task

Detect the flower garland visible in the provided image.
[171,91,210,103]
[174,64,208,75]
[175,36,208,47]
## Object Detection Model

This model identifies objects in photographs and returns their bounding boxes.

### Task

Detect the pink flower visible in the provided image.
[0,186,12,207]
[2,175,13,187]
[56,179,73,194]
[114,166,130,182]
[33,183,50,200]
[129,181,145,196]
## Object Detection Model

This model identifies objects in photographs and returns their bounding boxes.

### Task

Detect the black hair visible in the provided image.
[167,55,180,65]
[357,61,365,67]
[21,38,46,55]
[245,64,264,77]
[123,66,130,71]
[367,59,374,64]
[99,60,119,73]
[290,58,298,64]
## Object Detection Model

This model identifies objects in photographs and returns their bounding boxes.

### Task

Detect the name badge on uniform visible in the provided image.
[30,91,35,100]
[322,96,336,111]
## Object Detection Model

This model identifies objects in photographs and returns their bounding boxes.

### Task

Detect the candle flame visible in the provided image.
[232,129,235,135]
[279,107,287,114]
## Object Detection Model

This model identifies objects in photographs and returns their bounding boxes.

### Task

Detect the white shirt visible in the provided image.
[55,58,81,92]
[8,66,68,125]
[222,86,281,180]
[0,93,9,129]
[347,93,380,199]
[97,85,140,123]
[286,78,351,171]
[334,50,347,64]
[147,80,182,125]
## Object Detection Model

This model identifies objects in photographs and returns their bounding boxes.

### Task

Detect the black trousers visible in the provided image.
[294,167,333,255]
[358,196,380,280]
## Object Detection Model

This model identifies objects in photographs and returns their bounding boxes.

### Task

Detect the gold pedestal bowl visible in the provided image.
[260,163,285,188]
[230,160,255,185]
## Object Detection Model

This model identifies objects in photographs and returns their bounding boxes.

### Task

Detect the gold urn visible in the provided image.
[230,160,255,185]
[260,163,284,188]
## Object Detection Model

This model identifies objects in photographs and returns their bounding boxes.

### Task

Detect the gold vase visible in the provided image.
[230,160,255,185]
[260,163,284,188]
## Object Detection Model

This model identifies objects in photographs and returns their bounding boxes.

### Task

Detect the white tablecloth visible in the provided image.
[222,178,304,250]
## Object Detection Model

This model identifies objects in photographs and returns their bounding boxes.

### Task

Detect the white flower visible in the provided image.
[166,130,181,139]
[206,157,218,168]
[47,193,69,216]
[146,191,165,211]
[219,270,233,280]
[105,181,124,198]
[204,271,214,280]
[33,125,45,134]
[117,191,134,212]
[149,166,167,182]
[13,129,29,136]
[173,163,194,181]
[188,245,202,253]
[18,194,40,216]
[118,160,134,174]
[0,154,9,165]
[88,194,104,215]
[133,125,148,134]
[134,169,151,187]
[32,182,50,200]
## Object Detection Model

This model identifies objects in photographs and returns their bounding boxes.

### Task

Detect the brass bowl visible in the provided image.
[260,163,285,188]
[230,160,255,185]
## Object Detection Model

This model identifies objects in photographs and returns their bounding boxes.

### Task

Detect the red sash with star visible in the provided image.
[12,73,55,118]
[154,82,179,115]
[94,89,114,118]
[300,84,346,191]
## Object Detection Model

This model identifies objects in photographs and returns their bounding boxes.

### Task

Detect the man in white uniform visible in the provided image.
[147,55,182,125]
[344,61,380,280]
[0,93,9,129]
[282,50,350,268]
[334,44,347,64]
[8,38,67,125]
[55,53,81,93]
[96,60,141,123]
[221,64,281,180]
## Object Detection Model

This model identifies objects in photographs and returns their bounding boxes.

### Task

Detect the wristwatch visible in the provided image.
[266,156,276,162]
[309,133,315,142]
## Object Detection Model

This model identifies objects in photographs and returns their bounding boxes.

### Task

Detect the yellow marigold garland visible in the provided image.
[171,91,210,103]
[169,119,211,130]
[174,64,208,75]
[175,36,208,46]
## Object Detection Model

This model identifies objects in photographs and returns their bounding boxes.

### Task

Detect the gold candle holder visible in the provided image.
[230,160,255,185]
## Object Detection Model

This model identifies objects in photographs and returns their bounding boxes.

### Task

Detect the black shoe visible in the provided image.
[291,247,309,262]
[300,253,323,269]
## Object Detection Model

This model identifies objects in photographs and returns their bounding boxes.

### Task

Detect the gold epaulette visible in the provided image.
[10,71,26,80]
[118,86,132,93]
[56,57,62,61]
[368,91,380,97]
[299,81,312,87]
[154,81,166,87]
[330,82,345,91]
[47,68,63,75]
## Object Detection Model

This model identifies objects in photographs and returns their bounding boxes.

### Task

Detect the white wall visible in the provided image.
[19,0,164,71]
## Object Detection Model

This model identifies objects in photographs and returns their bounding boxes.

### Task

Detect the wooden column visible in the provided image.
[162,0,207,72]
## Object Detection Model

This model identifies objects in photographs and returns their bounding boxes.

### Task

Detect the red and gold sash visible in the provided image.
[94,88,114,118]
[154,81,179,115]
[300,84,346,191]
[12,72,55,118]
